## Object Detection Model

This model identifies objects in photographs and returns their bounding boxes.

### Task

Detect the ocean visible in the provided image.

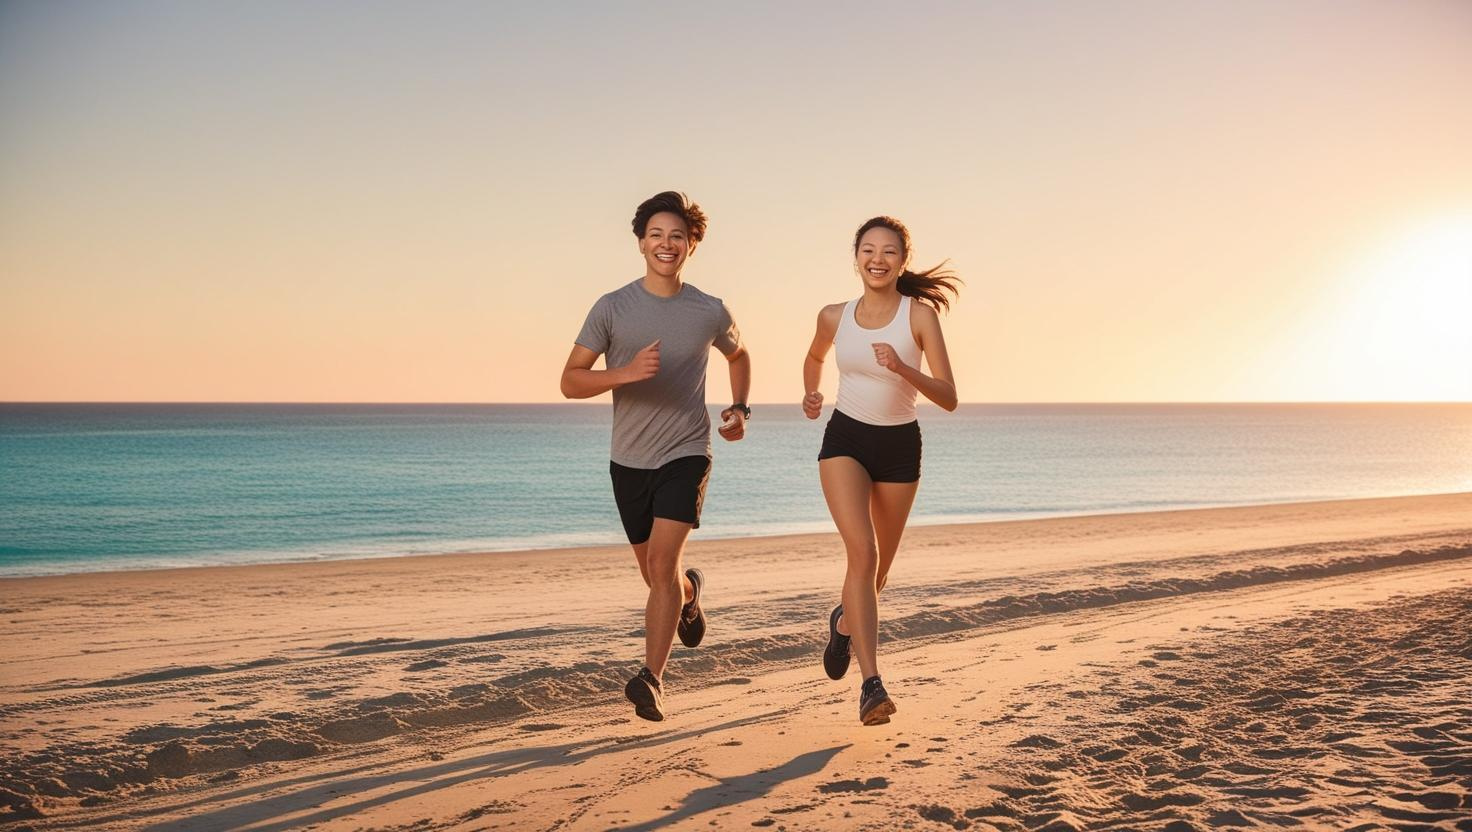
[1,403,1468,577]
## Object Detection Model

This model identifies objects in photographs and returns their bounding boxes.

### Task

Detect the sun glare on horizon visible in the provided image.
[1260,212,1472,402]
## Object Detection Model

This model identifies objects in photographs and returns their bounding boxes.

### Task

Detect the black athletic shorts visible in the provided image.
[609,455,711,545]
[818,408,922,483]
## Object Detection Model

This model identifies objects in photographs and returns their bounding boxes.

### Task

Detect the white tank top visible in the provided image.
[834,295,921,425]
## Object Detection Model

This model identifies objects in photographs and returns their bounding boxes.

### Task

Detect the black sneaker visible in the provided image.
[823,604,851,680]
[859,675,896,726]
[677,568,706,648]
[625,667,665,722]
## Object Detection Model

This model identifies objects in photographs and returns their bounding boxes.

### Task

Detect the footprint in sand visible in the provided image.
[964,798,1022,821]
[818,777,889,794]
[771,803,818,815]
[914,804,968,829]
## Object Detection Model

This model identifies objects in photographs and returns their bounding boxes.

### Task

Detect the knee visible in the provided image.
[845,546,880,578]
[645,551,682,583]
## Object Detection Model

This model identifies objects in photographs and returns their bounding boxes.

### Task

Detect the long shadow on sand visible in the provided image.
[131,709,788,832]
[614,745,851,832]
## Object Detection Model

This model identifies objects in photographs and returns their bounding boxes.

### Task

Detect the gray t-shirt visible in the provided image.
[576,279,741,469]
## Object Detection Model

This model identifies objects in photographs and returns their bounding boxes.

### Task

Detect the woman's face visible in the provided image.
[855,226,905,291]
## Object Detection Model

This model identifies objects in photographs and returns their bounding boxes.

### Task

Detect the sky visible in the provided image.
[2,1,1470,403]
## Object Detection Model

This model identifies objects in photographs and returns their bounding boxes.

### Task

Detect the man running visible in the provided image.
[560,191,751,721]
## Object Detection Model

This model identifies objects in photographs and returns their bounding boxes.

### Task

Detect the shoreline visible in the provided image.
[5,490,1471,582]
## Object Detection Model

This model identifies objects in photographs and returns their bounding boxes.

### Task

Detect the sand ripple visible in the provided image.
[935,587,1472,831]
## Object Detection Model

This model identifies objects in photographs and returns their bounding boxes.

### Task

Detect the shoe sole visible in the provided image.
[861,697,896,726]
[678,568,706,649]
[625,678,664,722]
[824,604,850,681]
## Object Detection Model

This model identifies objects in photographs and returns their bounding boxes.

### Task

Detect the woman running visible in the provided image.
[802,215,960,725]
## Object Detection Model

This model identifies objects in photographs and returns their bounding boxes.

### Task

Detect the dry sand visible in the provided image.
[2,493,1470,831]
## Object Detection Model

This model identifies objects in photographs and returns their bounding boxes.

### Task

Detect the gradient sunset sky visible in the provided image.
[2,1,1469,403]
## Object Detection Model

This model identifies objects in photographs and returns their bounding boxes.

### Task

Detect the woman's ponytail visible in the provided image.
[896,262,961,313]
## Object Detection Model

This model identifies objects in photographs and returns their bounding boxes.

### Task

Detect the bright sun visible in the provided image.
[1271,212,1472,401]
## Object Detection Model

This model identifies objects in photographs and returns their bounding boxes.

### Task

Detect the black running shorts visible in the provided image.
[818,409,922,483]
[609,455,712,545]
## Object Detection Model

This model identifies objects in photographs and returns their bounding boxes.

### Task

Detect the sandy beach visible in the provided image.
[2,492,1470,830]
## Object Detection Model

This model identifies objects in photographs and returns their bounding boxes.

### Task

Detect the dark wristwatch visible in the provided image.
[729,403,751,419]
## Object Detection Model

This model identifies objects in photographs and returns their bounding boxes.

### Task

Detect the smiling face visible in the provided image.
[639,211,695,278]
[855,226,906,291]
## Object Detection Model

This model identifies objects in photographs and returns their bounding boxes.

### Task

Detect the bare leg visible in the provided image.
[820,457,880,680]
[871,481,919,594]
[631,540,694,601]
[641,518,695,680]
[834,480,919,637]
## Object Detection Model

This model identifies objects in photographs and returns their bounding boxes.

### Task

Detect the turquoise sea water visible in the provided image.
[1,403,1469,577]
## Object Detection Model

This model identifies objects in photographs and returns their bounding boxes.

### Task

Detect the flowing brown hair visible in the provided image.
[853,216,961,313]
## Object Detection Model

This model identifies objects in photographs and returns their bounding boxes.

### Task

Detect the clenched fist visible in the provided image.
[718,407,747,441]
[802,390,823,420]
[621,339,660,383]
[871,342,906,373]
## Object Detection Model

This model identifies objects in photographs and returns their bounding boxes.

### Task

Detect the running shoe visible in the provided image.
[625,666,665,722]
[677,567,706,648]
[823,603,851,680]
[859,675,896,726]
